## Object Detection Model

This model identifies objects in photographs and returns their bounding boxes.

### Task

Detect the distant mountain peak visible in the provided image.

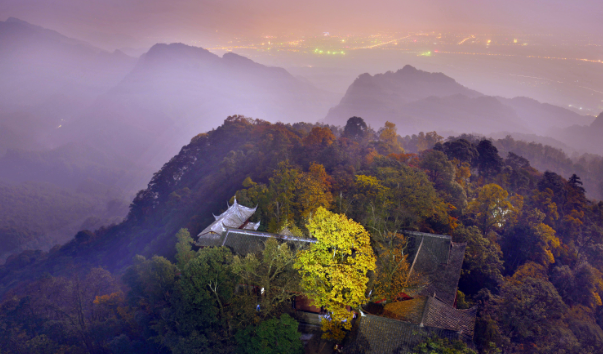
[5,17,29,24]
[398,64,418,72]
[591,112,603,130]
[222,51,251,61]
[140,43,220,67]
[145,43,216,57]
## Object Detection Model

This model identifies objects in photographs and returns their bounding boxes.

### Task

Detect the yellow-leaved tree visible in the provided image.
[467,183,518,236]
[378,121,404,154]
[294,207,376,340]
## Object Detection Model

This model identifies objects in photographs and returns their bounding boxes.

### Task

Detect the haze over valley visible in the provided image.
[2,2,603,352]
[1,12,603,261]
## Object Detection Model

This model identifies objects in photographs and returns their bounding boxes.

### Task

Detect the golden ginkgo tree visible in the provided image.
[294,207,376,340]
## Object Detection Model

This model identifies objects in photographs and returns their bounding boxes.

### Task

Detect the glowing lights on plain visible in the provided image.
[458,35,475,45]
[314,49,345,55]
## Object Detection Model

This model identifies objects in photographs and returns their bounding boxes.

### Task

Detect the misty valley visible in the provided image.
[1,13,603,354]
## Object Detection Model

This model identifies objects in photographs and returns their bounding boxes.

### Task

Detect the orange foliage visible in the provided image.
[302,126,335,147]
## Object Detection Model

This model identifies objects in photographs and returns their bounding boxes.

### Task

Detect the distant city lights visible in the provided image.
[314,48,345,55]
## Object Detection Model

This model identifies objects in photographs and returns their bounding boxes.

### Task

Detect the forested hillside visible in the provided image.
[2,116,603,353]
[402,132,603,201]
[0,181,129,263]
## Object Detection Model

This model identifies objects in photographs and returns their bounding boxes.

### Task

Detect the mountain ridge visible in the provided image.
[324,65,593,137]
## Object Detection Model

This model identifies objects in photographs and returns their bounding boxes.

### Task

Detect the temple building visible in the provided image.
[344,232,477,354]
[196,198,315,252]
[197,198,261,237]
[196,200,476,353]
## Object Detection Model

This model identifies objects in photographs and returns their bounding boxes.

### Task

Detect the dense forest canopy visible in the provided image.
[2,116,603,353]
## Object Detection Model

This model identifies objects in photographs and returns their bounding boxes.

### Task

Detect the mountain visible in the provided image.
[324,65,593,137]
[324,65,482,128]
[0,142,143,190]
[0,21,337,263]
[0,17,136,150]
[496,96,594,135]
[552,111,603,155]
[57,43,338,181]
[4,118,603,353]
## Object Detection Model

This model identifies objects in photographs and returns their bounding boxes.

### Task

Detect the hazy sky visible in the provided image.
[1,0,601,50]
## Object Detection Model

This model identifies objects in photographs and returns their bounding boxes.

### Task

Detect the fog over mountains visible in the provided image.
[0,18,337,192]
[0,17,135,152]
[324,65,595,137]
[1,17,602,261]
[551,112,603,155]
[57,42,338,181]
[2,17,601,194]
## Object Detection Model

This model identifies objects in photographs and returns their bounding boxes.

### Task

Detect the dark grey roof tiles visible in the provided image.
[422,297,477,341]
[418,242,467,306]
[344,314,460,354]
[406,231,451,269]
[221,229,316,255]
[405,231,466,307]
[196,231,226,248]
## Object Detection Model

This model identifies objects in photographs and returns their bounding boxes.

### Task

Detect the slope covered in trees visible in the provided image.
[0,181,129,263]
[2,116,603,353]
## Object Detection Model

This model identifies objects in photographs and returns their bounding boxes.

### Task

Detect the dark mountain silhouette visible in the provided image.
[552,111,603,155]
[397,94,525,134]
[325,65,482,128]
[57,43,338,183]
[497,96,593,135]
[324,65,593,136]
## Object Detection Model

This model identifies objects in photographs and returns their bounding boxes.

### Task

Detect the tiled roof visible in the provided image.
[382,297,428,324]
[221,229,316,256]
[196,231,227,248]
[406,231,451,275]
[379,296,476,341]
[404,231,466,307]
[422,297,477,341]
[418,243,467,306]
[344,313,460,354]
[352,231,476,352]
[197,198,257,238]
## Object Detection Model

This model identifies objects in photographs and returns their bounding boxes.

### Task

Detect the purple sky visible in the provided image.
[1,0,601,50]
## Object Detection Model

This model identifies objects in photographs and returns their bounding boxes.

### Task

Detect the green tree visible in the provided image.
[456,226,504,294]
[343,116,368,141]
[501,209,561,271]
[235,314,303,354]
[417,131,444,152]
[294,207,376,340]
[413,336,477,354]
[124,255,178,312]
[175,228,195,270]
[419,150,467,213]
[475,140,503,179]
[496,276,569,351]
[179,247,237,334]
[232,238,301,319]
